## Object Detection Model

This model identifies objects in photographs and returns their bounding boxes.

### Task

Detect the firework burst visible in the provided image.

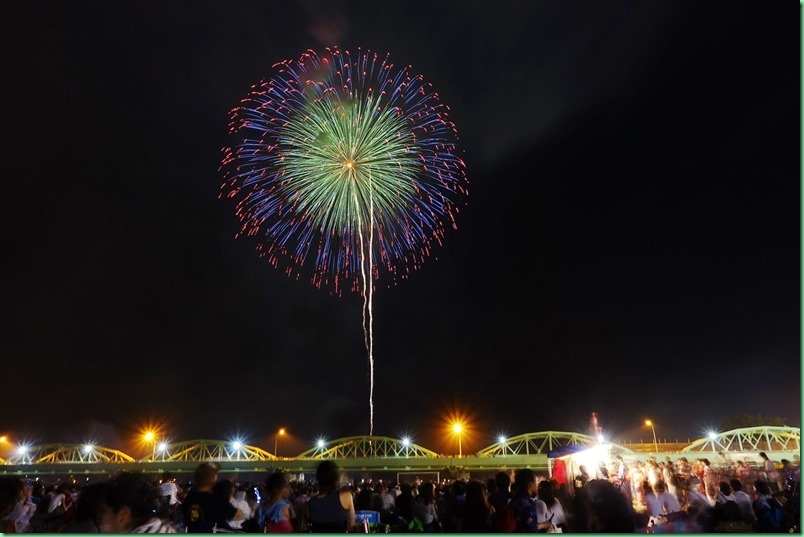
[220,47,468,294]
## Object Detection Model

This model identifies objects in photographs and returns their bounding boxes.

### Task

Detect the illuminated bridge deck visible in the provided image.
[0,427,798,478]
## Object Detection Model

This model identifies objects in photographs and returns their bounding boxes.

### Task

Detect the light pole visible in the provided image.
[645,420,658,454]
[452,423,463,457]
[274,428,286,458]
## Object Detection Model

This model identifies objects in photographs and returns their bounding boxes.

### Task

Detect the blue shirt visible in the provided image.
[508,491,538,532]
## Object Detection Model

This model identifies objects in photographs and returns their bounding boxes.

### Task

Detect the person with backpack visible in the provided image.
[753,479,792,532]
[713,481,748,532]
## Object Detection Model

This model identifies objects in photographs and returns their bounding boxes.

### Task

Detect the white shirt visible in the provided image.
[2,500,37,533]
[534,498,551,524]
[228,493,252,530]
[715,492,735,505]
[733,490,755,522]
[47,492,65,514]
[542,499,566,526]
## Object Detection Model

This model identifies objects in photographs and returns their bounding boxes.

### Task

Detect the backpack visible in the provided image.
[491,497,517,533]
[407,516,424,532]
[714,500,741,522]
[753,496,793,533]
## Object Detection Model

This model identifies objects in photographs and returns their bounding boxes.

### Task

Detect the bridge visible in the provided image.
[0,427,797,480]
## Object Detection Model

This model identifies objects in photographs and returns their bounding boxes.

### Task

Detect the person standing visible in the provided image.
[537,480,567,532]
[158,472,181,508]
[411,481,440,532]
[655,481,681,516]
[257,472,295,533]
[456,480,492,532]
[304,460,355,533]
[45,483,71,532]
[759,452,782,492]
[182,462,243,532]
[158,471,182,523]
[752,478,789,532]
[1,478,36,533]
[574,465,590,493]
[212,479,248,531]
[0,477,27,533]
[701,458,719,505]
[370,481,396,524]
[508,469,552,532]
[488,471,516,532]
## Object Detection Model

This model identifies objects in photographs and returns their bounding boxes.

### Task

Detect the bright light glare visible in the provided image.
[452,423,463,434]
[83,444,93,453]
[597,434,605,442]
[143,431,155,442]
[402,437,410,446]
[708,432,718,440]
[232,441,242,450]
[278,428,286,436]
[498,436,507,444]
[17,446,27,455]
[317,439,326,448]
[645,420,653,427]
[158,443,168,452]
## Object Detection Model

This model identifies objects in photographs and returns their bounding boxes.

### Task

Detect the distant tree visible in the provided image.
[719,414,788,431]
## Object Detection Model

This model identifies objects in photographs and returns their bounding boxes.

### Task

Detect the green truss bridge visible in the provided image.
[0,427,798,479]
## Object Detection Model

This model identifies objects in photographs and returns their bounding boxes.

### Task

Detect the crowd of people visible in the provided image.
[0,453,798,533]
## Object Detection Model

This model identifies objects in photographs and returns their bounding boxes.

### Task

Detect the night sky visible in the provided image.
[3,1,799,458]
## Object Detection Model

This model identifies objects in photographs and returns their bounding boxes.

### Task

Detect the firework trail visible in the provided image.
[220,47,468,435]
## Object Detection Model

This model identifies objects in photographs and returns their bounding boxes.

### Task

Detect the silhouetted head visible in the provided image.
[537,479,556,507]
[754,479,771,496]
[495,471,511,492]
[212,479,234,499]
[582,479,636,533]
[514,468,536,494]
[465,480,487,507]
[315,460,341,493]
[266,471,288,497]
[194,462,220,488]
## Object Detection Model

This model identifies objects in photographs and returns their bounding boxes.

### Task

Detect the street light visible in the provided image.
[144,431,157,461]
[498,436,507,457]
[645,419,658,454]
[452,422,463,457]
[708,431,718,453]
[274,428,286,458]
